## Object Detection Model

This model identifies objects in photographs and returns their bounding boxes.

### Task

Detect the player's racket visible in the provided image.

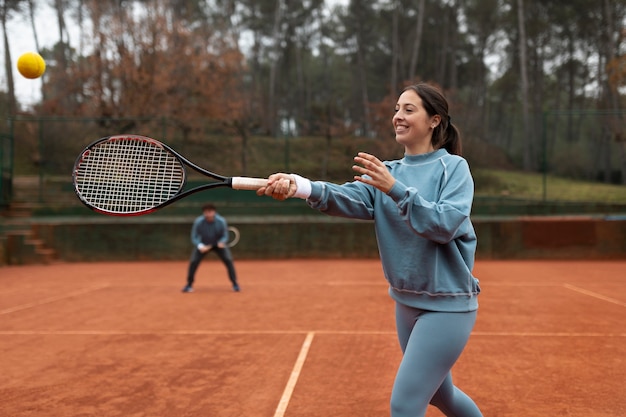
[73,134,268,216]
[227,226,240,247]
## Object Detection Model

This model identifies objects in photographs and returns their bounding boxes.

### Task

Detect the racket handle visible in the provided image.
[231,177,269,190]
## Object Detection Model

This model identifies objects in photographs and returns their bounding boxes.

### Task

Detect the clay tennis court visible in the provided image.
[1,259,624,417]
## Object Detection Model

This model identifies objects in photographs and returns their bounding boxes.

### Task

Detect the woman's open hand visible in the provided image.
[353,152,395,194]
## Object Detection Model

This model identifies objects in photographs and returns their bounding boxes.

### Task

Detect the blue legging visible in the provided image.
[390,303,483,417]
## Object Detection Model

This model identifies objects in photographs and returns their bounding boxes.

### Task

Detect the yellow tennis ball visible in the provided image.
[17,52,46,79]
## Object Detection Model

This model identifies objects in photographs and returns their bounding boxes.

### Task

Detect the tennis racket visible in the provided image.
[73,134,269,216]
[227,226,240,247]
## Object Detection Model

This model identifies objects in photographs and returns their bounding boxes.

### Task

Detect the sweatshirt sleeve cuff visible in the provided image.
[387,181,413,205]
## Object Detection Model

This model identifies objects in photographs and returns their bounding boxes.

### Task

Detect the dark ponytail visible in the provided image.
[401,83,462,156]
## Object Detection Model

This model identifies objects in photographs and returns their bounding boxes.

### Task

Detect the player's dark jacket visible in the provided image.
[190,214,229,248]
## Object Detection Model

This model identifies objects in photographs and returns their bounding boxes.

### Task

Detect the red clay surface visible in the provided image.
[1,259,625,416]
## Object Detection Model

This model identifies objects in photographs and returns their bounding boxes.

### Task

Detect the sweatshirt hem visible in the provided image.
[388,287,479,312]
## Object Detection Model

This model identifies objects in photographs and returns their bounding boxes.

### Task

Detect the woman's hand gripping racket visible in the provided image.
[73,134,270,216]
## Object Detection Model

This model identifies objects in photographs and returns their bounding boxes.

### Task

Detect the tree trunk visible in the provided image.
[517,0,533,170]
[53,0,68,71]
[447,5,459,91]
[27,0,40,50]
[354,0,370,136]
[390,0,398,96]
[1,2,16,116]
[268,0,284,137]
[436,4,450,87]
[408,0,425,83]
[27,0,45,100]
[601,0,624,184]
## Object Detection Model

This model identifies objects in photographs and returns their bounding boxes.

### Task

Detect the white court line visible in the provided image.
[273,331,315,417]
[563,284,626,307]
[0,330,313,335]
[0,285,110,315]
[483,283,559,287]
[0,330,623,337]
[0,330,394,336]
[473,332,626,337]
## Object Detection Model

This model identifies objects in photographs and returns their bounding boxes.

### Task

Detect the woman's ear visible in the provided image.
[431,115,442,129]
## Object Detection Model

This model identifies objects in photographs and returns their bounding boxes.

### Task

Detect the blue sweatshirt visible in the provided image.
[306,149,480,312]
[190,213,229,248]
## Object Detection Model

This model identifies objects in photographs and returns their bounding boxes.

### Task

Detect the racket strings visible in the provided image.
[74,137,185,214]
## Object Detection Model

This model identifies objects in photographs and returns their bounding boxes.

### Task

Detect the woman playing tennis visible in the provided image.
[258,83,483,417]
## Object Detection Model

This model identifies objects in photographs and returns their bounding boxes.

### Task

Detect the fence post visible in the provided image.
[38,118,45,202]
[541,111,548,202]
[284,134,290,172]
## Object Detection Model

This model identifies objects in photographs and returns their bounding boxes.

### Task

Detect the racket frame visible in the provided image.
[73,134,267,216]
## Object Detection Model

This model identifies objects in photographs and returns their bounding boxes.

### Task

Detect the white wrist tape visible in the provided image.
[291,174,312,199]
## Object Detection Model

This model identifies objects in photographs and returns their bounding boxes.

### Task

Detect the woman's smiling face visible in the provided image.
[393,89,440,155]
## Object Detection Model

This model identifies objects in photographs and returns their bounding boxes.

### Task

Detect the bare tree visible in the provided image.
[25,0,46,100]
[351,0,370,136]
[52,0,69,71]
[390,0,399,96]
[517,0,533,170]
[407,0,425,82]
[600,0,625,184]
[1,0,28,115]
[268,0,284,137]
[26,0,39,50]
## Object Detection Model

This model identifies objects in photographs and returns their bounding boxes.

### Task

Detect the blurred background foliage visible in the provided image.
[1,0,625,205]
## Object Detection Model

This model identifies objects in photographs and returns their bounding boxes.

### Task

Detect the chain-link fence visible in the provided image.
[3,112,625,214]
[543,110,624,182]
[8,115,397,200]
